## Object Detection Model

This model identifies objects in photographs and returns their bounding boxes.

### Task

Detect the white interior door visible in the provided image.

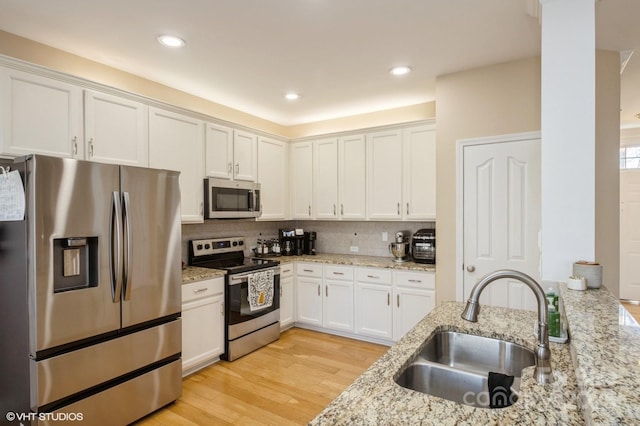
[620,170,640,300]
[463,137,541,310]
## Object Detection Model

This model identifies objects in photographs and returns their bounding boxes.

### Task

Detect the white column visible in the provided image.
[540,0,596,280]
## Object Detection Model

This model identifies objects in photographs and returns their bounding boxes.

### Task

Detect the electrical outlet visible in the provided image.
[382,232,388,242]
[350,246,359,253]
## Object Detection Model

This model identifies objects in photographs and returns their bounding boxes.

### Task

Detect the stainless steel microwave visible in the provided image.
[204,178,261,219]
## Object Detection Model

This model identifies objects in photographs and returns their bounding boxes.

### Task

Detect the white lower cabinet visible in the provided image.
[279,263,295,330]
[354,268,393,340]
[181,277,224,376]
[392,271,436,341]
[295,263,323,326]
[294,262,435,344]
[296,263,355,332]
[323,265,354,332]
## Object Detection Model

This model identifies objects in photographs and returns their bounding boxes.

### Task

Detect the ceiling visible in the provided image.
[0,0,638,127]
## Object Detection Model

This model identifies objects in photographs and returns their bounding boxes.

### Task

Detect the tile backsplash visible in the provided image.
[181,220,435,264]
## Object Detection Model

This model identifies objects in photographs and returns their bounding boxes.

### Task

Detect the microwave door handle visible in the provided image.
[122,191,132,300]
[249,189,256,211]
[110,192,123,303]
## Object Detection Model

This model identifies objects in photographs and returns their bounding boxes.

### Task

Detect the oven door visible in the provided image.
[226,267,280,339]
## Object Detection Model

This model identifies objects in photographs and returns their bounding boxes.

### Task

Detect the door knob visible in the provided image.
[466,265,476,272]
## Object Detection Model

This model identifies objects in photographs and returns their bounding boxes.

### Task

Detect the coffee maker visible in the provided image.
[303,231,317,255]
[280,228,305,256]
[279,229,296,256]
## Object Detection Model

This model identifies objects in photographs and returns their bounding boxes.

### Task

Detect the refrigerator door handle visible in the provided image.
[122,191,132,301]
[110,191,123,303]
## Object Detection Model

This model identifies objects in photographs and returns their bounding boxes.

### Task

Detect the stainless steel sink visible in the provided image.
[395,331,535,408]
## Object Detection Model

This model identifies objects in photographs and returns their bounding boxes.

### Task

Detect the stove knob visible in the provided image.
[197,244,203,250]
[232,241,238,246]
[238,240,244,246]
[205,243,211,249]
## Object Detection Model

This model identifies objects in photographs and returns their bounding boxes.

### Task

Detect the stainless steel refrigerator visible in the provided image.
[0,155,182,425]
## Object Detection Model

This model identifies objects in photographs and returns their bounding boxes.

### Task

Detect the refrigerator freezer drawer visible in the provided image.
[34,319,181,408]
[39,359,182,426]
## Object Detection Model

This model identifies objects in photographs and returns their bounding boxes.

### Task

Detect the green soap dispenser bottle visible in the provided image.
[546,287,560,338]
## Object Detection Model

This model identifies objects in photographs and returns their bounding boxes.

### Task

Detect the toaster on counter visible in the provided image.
[411,229,435,264]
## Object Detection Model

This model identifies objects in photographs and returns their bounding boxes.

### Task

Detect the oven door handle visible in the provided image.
[229,267,281,285]
[231,274,251,282]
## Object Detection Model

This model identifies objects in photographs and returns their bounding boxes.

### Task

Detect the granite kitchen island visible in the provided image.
[310,283,640,425]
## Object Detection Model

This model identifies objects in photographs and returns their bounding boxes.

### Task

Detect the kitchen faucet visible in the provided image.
[461,269,553,384]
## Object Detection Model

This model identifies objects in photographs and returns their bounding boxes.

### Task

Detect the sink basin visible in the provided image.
[395,331,535,408]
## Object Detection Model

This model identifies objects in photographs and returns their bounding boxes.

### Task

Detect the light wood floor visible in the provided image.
[621,301,640,323]
[136,328,388,425]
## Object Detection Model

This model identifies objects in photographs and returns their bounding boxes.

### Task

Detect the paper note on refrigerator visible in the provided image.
[0,169,26,221]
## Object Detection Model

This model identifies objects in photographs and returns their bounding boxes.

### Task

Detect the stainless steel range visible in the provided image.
[189,237,280,361]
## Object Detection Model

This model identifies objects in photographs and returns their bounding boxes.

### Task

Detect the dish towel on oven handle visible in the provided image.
[247,269,275,312]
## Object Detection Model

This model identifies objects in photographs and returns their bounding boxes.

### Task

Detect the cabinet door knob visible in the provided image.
[325,286,328,297]
[341,204,344,215]
[466,265,476,272]
[407,202,410,215]
[227,162,232,174]
[397,294,400,308]
[308,205,311,216]
[397,203,400,215]
[317,284,321,296]
[72,136,78,156]
[387,292,390,306]
[333,204,336,216]
[235,163,240,175]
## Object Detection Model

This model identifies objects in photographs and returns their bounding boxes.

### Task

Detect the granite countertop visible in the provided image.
[182,253,435,284]
[261,253,436,272]
[310,301,582,425]
[559,283,640,423]
[181,266,226,284]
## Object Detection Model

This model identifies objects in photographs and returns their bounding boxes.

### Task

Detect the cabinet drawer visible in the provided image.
[182,278,224,303]
[393,271,435,290]
[280,263,294,278]
[324,265,354,281]
[355,267,392,285]
[296,262,323,278]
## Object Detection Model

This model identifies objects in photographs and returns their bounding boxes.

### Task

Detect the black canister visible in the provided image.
[303,231,317,255]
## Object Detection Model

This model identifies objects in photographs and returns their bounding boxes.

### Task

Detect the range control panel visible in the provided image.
[190,237,245,257]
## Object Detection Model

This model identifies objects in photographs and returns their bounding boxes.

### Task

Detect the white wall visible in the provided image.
[540,0,596,281]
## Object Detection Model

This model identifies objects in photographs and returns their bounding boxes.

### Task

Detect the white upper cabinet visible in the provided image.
[204,123,257,182]
[0,67,83,159]
[312,135,366,220]
[291,141,314,219]
[339,134,366,219]
[84,90,148,167]
[313,138,339,219]
[233,130,258,181]
[402,124,436,220]
[366,129,403,220]
[204,123,233,179]
[257,137,289,220]
[149,106,205,223]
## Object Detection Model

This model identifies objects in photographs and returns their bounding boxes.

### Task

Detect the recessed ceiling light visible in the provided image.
[389,66,412,76]
[157,35,185,48]
[285,93,301,100]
